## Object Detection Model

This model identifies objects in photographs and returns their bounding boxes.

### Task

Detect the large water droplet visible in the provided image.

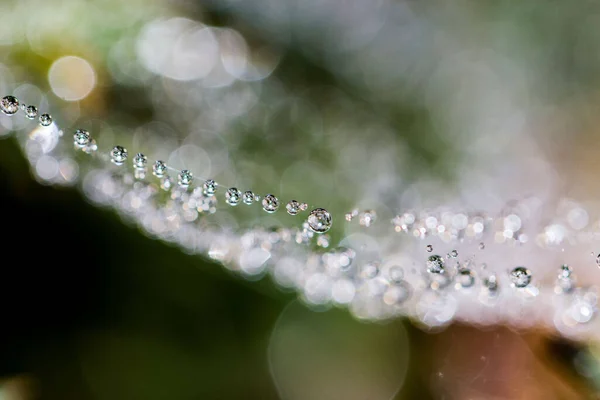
[203,179,217,195]
[39,113,52,126]
[133,153,147,169]
[73,129,90,147]
[0,95,19,115]
[262,194,280,213]
[242,190,256,205]
[110,145,128,165]
[153,160,167,177]
[307,208,332,233]
[178,170,193,187]
[24,105,38,119]
[286,200,307,215]
[509,266,531,288]
[225,187,241,205]
[426,255,445,274]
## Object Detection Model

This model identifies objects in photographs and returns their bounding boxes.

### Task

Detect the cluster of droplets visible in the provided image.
[3,91,600,341]
[1,95,53,127]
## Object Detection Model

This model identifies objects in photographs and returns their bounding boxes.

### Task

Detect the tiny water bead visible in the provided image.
[152,160,167,177]
[596,253,600,268]
[225,188,241,205]
[133,153,147,169]
[203,179,217,195]
[426,255,445,274]
[286,200,307,215]
[0,95,19,115]
[307,208,332,233]
[39,113,52,126]
[110,145,128,165]
[426,244,433,252]
[242,190,255,205]
[262,194,279,213]
[24,105,38,119]
[456,269,475,288]
[510,266,531,288]
[74,129,91,147]
[450,250,458,258]
[178,170,193,187]
[479,242,485,250]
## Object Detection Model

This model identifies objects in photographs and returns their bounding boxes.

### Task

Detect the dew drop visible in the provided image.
[559,264,572,279]
[450,250,458,258]
[307,208,332,233]
[24,105,38,119]
[0,95,19,115]
[73,129,90,147]
[133,153,147,169]
[426,244,433,253]
[39,113,52,126]
[110,145,128,165]
[203,179,217,195]
[178,170,193,187]
[153,160,167,177]
[509,266,531,288]
[426,255,445,274]
[479,242,485,250]
[286,200,303,215]
[262,194,279,213]
[242,190,255,205]
[225,187,241,206]
[456,269,475,288]
[596,254,600,268]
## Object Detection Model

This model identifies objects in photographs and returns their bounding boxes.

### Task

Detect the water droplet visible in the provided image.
[178,170,193,187]
[426,255,445,274]
[132,153,147,169]
[153,160,167,177]
[388,266,404,283]
[242,190,255,205]
[479,242,485,250]
[0,95,19,115]
[203,179,217,195]
[24,105,38,119]
[360,262,379,279]
[509,266,531,288]
[596,254,600,268]
[426,244,433,252]
[286,200,305,215]
[73,129,90,147]
[225,187,241,205]
[450,250,458,258]
[110,145,128,165]
[307,208,332,233]
[39,113,52,126]
[456,269,475,288]
[359,210,377,227]
[262,194,279,213]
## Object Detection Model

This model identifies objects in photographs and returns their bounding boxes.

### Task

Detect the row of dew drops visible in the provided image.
[1,95,333,233]
[2,93,595,306]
